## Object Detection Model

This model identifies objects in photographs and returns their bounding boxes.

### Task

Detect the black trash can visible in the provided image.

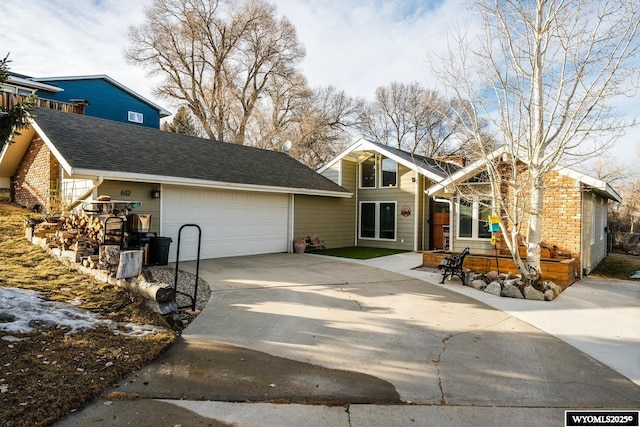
[153,237,172,266]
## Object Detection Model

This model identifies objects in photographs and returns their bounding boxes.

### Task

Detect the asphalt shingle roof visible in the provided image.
[364,140,461,178]
[32,108,349,195]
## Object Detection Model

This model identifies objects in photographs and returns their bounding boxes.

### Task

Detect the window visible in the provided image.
[361,157,376,188]
[457,197,492,240]
[360,201,396,240]
[128,111,144,124]
[381,157,397,187]
[360,155,397,188]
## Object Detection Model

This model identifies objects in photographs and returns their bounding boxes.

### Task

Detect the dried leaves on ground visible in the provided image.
[0,202,178,426]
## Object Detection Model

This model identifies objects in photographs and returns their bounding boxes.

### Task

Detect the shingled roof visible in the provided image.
[31,108,350,197]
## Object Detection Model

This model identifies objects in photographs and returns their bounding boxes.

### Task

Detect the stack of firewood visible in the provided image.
[59,212,107,242]
[32,212,126,268]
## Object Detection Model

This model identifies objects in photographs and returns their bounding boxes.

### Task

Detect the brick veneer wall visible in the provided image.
[495,170,583,272]
[11,136,60,211]
[541,172,582,267]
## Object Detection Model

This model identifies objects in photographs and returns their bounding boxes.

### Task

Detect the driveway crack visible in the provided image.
[433,334,452,405]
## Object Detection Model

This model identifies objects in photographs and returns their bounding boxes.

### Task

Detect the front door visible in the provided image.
[430,200,450,250]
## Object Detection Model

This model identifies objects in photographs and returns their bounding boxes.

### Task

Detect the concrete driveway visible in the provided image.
[57,253,640,427]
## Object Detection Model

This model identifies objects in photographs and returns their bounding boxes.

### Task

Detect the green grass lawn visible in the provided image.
[308,246,410,260]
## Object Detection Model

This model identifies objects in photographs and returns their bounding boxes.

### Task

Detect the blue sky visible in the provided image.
[2,0,637,169]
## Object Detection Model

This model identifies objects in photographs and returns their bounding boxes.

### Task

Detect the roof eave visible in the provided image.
[69,169,352,198]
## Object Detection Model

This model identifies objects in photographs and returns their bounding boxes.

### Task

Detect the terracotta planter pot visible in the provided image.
[293,240,306,253]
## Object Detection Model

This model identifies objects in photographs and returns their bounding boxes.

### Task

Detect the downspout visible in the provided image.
[354,163,359,246]
[414,170,419,251]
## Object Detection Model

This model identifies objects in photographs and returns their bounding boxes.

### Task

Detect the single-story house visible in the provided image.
[426,148,622,277]
[1,107,351,262]
[317,138,462,252]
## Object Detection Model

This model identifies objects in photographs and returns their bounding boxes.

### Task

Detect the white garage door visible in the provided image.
[162,185,290,262]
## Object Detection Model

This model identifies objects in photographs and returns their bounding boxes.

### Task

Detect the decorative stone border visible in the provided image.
[465,271,566,301]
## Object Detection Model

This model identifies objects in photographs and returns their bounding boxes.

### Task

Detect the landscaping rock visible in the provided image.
[524,286,545,301]
[502,283,524,299]
[464,271,476,285]
[484,281,502,296]
[486,271,500,281]
[544,289,556,301]
[543,281,563,297]
[471,279,487,290]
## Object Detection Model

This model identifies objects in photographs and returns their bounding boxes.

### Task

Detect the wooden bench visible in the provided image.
[305,235,326,250]
[437,247,470,285]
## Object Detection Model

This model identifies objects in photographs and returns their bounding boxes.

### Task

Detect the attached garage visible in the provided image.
[162,186,290,262]
[3,108,352,262]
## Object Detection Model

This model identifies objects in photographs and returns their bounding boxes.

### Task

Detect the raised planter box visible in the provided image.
[423,250,577,286]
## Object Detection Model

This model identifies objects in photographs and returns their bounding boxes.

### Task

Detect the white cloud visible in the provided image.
[1,0,637,166]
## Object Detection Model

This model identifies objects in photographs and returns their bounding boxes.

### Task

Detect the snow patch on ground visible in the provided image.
[0,286,165,340]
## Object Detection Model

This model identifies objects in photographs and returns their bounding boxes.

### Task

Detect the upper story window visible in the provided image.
[360,155,397,189]
[128,111,144,124]
[381,157,397,187]
[361,157,376,188]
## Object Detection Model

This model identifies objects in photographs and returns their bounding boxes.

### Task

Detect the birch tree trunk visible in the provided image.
[430,0,640,280]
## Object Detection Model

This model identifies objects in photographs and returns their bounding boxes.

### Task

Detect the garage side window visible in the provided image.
[360,201,396,240]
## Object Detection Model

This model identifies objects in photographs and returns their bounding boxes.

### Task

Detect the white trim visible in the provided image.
[7,75,63,92]
[359,200,397,241]
[319,138,447,182]
[69,168,353,198]
[359,154,377,189]
[380,155,398,188]
[591,193,596,245]
[456,196,492,241]
[30,118,74,175]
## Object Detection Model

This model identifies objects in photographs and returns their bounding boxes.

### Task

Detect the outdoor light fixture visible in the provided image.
[151,187,161,198]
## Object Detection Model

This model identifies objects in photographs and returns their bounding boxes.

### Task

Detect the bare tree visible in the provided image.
[126,0,305,145]
[284,86,361,169]
[356,81,468,157]
[432,0,640,280]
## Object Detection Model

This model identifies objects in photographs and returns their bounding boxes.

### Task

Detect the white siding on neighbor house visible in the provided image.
[161,185,289,262]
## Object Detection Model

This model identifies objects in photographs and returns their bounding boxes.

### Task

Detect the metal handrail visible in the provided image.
[173,224,202,311]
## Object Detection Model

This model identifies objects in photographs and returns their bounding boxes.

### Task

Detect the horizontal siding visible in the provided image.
[294,195,356,248]
[358,164,416,250]
[294,160,356,248]
[97,180,160,234]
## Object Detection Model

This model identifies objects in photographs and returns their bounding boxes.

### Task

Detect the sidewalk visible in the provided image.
[345,251,640,386]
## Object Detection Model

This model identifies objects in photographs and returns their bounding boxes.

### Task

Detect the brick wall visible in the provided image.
[540,172,582,266]
[495,170,582,271]
[11,136,60,211]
